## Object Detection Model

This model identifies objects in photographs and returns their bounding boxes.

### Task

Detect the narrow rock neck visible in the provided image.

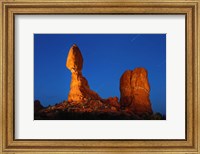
[71,71,82,77]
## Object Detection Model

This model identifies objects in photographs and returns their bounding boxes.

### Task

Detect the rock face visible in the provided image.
[66,44,101,103]
[120,68,153,115]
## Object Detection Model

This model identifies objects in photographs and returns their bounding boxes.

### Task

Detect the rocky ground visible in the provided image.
[34,100,166,120]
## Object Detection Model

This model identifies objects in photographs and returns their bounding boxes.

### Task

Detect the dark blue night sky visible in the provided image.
[34,34,166,115]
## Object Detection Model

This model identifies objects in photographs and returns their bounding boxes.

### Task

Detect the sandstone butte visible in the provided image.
[66,44,101,103]
[120,68,153,115]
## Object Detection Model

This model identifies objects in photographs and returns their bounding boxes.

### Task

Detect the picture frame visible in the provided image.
[0,0,199,153]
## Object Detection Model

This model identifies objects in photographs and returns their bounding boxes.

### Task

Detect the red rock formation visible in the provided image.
[120,68,153,115]
[66,44,101,103]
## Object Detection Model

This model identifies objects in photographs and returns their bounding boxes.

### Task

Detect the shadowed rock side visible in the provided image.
[34,100,44,113]
[66,44,101,103]
[120,68,153,115]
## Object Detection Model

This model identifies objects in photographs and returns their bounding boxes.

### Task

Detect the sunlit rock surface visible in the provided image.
[120,68,153,115]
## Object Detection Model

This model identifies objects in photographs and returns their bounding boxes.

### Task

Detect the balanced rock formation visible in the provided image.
[120,68,153,115]
[66,44,101,103]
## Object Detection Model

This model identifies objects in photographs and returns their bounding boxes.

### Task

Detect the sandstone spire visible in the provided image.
[66,44,101,103]
[120,68,153,115]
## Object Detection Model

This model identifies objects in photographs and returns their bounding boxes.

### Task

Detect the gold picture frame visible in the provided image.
[0,0,199,153]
